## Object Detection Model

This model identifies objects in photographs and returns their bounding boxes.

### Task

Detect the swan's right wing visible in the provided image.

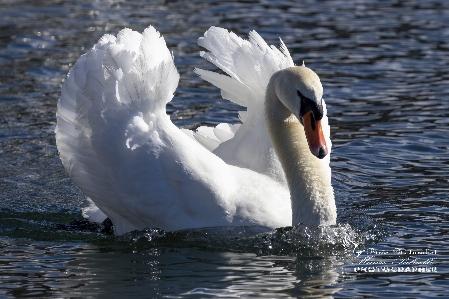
[194,27,295,183]
[197,27,294,107]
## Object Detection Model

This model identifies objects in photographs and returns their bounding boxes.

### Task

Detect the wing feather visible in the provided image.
[193,27,294,183]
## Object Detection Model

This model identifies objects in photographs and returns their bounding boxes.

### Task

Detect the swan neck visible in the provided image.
[265,78,336,227]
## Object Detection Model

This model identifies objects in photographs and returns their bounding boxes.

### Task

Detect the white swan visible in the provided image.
[55,26,336,235]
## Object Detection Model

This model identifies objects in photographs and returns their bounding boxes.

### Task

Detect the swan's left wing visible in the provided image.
[55,27,186,233]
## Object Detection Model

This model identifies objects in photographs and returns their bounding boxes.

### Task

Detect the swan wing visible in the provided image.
[194,27,295,183]
[56,27,290,234]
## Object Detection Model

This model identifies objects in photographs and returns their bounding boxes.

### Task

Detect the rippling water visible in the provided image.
[1,0,448,297]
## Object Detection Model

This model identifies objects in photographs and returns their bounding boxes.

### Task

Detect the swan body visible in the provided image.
[55,26,336,235]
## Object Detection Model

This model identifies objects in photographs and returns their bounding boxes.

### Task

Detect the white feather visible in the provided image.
[56,26,335,235]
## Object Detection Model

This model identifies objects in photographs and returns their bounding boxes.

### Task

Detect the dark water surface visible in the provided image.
[1,0,449,297]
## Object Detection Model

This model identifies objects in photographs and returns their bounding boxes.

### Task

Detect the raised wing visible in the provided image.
[55,27,181,233]
[194,27,295,183]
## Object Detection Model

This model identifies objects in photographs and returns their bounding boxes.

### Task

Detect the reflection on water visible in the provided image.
[0,235,345,298]
[1,0,449,297]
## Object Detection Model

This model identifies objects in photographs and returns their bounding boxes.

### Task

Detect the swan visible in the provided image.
[55,26,336,235]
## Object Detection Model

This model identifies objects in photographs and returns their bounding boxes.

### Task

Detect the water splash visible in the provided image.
[114,222,381,257]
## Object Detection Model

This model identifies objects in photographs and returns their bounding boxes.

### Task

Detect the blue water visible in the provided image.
[1,0,449,297]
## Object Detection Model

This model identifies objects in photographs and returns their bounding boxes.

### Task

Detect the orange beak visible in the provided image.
[302,111,328,159]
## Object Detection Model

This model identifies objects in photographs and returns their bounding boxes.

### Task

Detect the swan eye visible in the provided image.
[298,91,324,121]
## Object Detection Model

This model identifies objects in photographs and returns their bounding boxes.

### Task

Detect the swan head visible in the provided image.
[272,66,328,159]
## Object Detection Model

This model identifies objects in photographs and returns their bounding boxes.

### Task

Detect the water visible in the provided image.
[1,0,448,297]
